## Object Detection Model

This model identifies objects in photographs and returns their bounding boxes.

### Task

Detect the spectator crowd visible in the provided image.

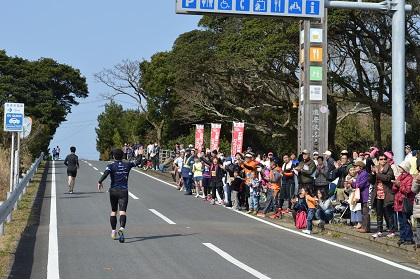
[154,143,420,248]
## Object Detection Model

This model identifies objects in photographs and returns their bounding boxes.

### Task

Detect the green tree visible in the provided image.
[0,50,89,156]
[96,101,125,160]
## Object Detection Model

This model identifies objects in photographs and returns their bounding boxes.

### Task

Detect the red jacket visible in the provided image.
[392,171,414,212]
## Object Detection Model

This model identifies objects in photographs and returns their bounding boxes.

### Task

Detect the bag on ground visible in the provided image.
[296,210,307,229]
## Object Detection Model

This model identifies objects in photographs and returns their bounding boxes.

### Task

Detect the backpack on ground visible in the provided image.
[295,210,307,229]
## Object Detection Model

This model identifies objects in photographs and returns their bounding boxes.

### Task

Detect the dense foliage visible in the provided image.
[96,4,419,157]
[0,50,89,157]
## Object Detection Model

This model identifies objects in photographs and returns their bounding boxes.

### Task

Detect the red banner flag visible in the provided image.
[195,124,205,153]
[231,122,245,157]
[210,123,221,152]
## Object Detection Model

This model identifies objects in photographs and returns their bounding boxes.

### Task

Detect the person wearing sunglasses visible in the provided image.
[370,152,396,238]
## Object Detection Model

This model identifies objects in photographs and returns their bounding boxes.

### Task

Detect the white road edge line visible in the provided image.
[128,191,139,200]
[203,243,270,279]
[137,169,420,275]
[133,169,178,189]
[230,209,420,275]
[47,161,60,279]
[149,209,176,224]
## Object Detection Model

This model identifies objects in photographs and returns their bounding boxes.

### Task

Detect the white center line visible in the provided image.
[47,161,60,279]
[92,167,98,171]
[203,243,270,279]
[149,209,176,224]
[128,191,139,200]
[100,172,104,175]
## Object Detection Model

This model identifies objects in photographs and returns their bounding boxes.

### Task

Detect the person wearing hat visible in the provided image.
[405,145,413,162]
[181,148,195,195]
[258,159,282,217]
[241,153,258,213]
[341,150,349,157]
[384,151,400,179]
[323,150,336,174]
[370,152,396,238]
[365,147,379,174]
[353,160,371,233]
[294,149,317,196]
[312,151,319,165]
[392,161,415,245]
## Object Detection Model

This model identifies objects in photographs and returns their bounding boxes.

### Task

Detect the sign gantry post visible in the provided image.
[176,0,412,163]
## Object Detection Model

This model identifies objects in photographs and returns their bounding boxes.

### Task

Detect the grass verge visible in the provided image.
[0,162,45,278]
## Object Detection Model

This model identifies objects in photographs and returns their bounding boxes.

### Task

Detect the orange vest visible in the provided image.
[270,167,282,191]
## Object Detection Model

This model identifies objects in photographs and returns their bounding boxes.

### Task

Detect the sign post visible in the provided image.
[4,103,24,192]
[298,17,328,154]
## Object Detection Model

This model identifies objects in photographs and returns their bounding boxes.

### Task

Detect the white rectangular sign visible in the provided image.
[309,85,322,101]
[177,0,324,19]
[4,103,24,132]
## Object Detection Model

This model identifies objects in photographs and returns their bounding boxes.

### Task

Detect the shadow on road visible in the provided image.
[8,162,49,279]
[123,233,197,244]
[58,195,92,199]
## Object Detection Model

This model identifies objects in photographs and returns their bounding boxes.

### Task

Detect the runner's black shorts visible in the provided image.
[109,188,129,212]
[67,169,77,177]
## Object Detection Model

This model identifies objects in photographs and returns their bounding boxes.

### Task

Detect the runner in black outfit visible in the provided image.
[97,148,143,243]
[64,146,79,194]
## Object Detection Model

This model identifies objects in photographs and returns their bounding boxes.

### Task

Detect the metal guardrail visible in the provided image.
[0,153,43,235]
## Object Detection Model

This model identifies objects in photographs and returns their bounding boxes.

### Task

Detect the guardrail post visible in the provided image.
[6,193,12,223]
[0,202,4,236]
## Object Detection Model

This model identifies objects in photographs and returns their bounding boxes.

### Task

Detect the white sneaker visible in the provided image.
[386,232,396,238]
[302,230,311,235]
[372,232,383,238]
[195,194,200,198]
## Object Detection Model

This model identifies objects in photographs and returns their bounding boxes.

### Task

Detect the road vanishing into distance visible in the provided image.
[8,160,420,279]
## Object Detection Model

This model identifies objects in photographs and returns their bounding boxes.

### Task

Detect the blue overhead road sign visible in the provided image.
[236,0,251,11]
[254,0,268,12]
[176,0,324,18]
[182,0,197,8]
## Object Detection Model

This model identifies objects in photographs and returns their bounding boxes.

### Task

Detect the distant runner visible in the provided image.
[64,146,79,194]
[56,146,61,160]
[97,148,143,243]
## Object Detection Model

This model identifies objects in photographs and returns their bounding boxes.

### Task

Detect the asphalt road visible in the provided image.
[9,160,420,279]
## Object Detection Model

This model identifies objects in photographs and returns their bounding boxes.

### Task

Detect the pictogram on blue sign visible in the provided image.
[5,113,23,131]
[200,0,215,9]
[253,0,268,12]
[306,0,320,15]
[182,0,197,8]
[271,0,285,13]
[218,0,232,10]
[288,0,302,14]
[236,0,251,11]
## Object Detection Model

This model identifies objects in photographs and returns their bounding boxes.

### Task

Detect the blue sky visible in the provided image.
[0,0,200,159]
